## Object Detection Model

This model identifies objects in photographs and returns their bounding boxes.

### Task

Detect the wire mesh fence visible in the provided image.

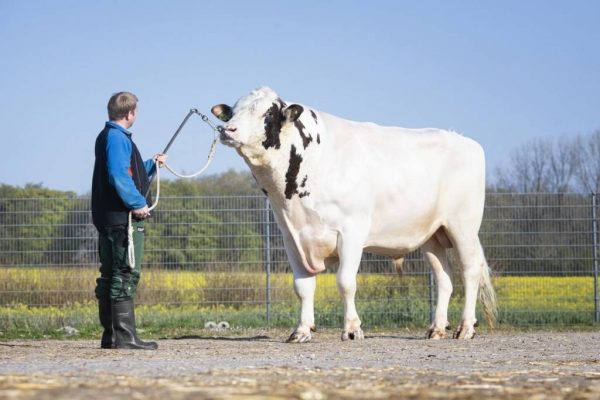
[0,193,598,328]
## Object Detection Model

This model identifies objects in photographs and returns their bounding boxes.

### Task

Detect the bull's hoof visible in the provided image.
[427,324,450,340]
[286,330,312,343]
[453,320,478,339]
[341,328,364,341]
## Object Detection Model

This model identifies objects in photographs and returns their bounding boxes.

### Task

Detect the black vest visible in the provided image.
[91,126,151,229]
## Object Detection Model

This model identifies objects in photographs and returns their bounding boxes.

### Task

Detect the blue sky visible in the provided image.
[1,0,598,194]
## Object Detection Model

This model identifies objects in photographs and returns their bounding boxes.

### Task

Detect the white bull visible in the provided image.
[212,87,496,342]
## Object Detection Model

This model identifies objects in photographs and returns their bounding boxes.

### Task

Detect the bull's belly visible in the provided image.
[283,200,443,273]
[363,222,440,257]
[296,225,435,272]
[364,237,427,258]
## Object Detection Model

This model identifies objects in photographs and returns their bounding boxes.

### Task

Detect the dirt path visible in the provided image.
[1,330,599,399]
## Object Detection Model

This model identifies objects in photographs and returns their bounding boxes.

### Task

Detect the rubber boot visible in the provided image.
[112,298,158,350]
[98,298,114,349]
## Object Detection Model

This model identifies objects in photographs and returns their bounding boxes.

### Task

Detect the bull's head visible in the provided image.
[211,87,303,150]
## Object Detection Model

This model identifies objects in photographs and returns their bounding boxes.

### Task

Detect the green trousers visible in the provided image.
[95,221,145,302]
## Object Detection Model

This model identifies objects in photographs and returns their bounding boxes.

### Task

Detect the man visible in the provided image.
[92,91,166,350]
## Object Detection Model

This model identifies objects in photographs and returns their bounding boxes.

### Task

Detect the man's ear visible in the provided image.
[211,104,233,122]
[283,104,304,122]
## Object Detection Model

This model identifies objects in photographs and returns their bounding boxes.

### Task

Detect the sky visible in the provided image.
[0,0,599,194]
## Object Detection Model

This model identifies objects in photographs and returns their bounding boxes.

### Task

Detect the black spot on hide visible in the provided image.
[262,188,268,196]
[310,110,318,124]
[294,119,313,149]
[301,175,308,188]
[317,134,321,144]
[285,145,310,199]
[261,99,286,150]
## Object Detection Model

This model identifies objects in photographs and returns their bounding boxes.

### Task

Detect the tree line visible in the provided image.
[0,171,265,268]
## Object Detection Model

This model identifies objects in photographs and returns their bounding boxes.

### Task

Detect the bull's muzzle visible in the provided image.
[219,126,237,144]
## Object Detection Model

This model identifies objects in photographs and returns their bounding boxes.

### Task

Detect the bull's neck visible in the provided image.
[248,163,290,205]
[238,138,321,218]
[245,156,314,222]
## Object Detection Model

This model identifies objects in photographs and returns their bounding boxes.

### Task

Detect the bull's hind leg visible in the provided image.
[451,235,486,339]
[337,232,365,341]
[422,237,453,339]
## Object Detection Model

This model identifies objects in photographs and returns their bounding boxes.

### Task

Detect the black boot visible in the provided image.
[98,298,113,349]
[112,298,158,350]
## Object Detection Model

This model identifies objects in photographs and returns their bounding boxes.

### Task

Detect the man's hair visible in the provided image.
[107,92,138,120]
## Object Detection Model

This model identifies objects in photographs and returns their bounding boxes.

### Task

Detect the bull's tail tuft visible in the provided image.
[479,255,498,330]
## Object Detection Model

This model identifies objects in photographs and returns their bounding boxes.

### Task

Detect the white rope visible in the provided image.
[127,212,135,269]
[162,138,218,178]
[126,137,218,269]
[127,160,160,269]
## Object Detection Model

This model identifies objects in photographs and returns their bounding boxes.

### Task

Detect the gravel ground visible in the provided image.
[1,330,599,399]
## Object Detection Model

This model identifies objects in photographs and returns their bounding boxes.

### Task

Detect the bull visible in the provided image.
[212,87,497,342]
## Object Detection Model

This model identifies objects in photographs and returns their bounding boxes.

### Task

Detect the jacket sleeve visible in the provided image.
[106,130,148,209]
[144,158,156,176]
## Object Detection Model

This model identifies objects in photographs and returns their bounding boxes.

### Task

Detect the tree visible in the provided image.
[0,184,77,265]
[573,130,600,194]
[547,136,578,193]
[143,170,264,270]
[492,136,578,193]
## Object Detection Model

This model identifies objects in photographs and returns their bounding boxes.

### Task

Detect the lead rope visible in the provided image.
[127,110,222,269]
[127,160,161,270]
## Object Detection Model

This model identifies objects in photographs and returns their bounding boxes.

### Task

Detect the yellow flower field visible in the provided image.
[0,267,594,313]
[0,267,596,338]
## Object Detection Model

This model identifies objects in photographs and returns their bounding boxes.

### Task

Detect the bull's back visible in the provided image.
[318,113,484,197]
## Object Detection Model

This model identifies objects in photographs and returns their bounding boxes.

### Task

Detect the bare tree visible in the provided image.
[493,136,579,193]
[573,130,600,194]
[494,139,551,192]
[547,136,578,193]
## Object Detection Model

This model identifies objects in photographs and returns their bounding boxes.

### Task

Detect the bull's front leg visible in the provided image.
[287,272,317,343]
[336,232,365,341]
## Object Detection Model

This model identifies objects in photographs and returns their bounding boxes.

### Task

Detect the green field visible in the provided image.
[0,268,596,339]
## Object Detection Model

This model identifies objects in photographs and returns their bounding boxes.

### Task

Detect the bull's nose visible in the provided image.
[219,124,238,145]
[219,127,235,143]
[219,131,231,141]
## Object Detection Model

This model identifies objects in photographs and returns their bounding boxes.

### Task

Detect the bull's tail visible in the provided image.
[479,252,498,330]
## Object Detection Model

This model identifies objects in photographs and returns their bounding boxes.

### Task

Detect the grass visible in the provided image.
[0,267,597,339]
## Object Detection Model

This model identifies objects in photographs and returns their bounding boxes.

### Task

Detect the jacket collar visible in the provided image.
[106,121,133,137]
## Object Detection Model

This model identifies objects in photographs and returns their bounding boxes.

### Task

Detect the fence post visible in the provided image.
[264,197,272,325]
[592,193,599,324]
[428,269,434,324]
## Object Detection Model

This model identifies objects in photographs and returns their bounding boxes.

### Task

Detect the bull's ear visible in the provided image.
[211,104,233,122]
[283,104,304,122]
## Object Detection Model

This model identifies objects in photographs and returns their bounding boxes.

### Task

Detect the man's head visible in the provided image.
[107,92,138,128]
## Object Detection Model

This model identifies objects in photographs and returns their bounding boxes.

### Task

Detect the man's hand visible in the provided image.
[153,153,168,168]
[132,205,150,219]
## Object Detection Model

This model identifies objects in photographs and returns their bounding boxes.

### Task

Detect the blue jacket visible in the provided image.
[104,122,155,208]
[92,121,154,228]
